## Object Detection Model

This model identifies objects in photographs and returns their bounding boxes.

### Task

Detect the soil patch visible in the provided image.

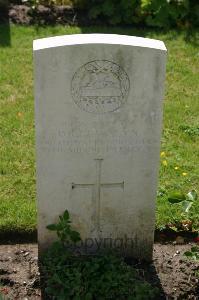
[0,243,198,299]
[6,4,91,26]
[1,3,118,26]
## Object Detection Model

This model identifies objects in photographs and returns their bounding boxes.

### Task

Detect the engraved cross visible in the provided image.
[72,159,124,232]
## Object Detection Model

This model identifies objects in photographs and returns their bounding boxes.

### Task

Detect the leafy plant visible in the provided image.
[43,250,160,299]
[46,209,81,245]
[168,190,198,214]
[42,210,160,299]
[26,0,199,27]
[167,190,198,231]
[141,0,190,28]
[184,246,199,261]
[179,125,199,137]
[78,0,199,28]
[87,0,140,25]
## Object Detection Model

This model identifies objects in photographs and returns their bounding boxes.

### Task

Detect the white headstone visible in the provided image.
[33,34,167,260]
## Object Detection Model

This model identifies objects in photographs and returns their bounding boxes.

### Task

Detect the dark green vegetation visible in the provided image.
[43,248,160,299]
[42,211,160,299]
[46,210,81,244]
[165,189,198,231]
[18,0,199,28]
[0,25,198,234]
[184,246,199,261]
[79,0,199,28]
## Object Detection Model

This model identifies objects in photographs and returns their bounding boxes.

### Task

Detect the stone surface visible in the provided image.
[33,34,167,260]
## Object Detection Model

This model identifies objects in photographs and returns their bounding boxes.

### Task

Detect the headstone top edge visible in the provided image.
[33,33,167,52]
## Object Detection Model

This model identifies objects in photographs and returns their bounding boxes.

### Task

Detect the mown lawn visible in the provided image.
[0,25,198,234]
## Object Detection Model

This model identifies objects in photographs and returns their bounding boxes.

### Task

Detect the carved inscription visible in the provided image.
[40,135,159,154]
[71,60,130,114]
[72,159,124,233]
[39,111,161,154]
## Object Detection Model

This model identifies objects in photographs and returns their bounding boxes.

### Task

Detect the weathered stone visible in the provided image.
[33,34,167,260]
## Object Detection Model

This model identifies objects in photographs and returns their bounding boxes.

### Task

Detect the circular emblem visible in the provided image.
[71,60,130,114]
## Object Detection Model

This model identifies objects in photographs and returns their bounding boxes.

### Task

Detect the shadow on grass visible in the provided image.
[125,256,167,300]
[0,1,11,47]
[32,22,199,48]
[80,25,147,37]
[80,26,199,46]
[0,229,37,244]
[181,29,199,46]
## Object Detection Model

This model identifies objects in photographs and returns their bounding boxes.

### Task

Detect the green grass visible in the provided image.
[0,25,198,234]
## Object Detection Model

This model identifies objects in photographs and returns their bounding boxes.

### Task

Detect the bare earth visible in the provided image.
[0,243,198,299]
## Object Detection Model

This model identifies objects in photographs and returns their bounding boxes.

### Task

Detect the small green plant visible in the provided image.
[184,246,199,261]
[42,210,160,299]
[179,125,199,137]
[46,209,81,245]
[167,190,198,231]
[168,190,198,214]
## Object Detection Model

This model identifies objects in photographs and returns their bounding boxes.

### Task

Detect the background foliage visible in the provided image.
[21,0,199,28]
